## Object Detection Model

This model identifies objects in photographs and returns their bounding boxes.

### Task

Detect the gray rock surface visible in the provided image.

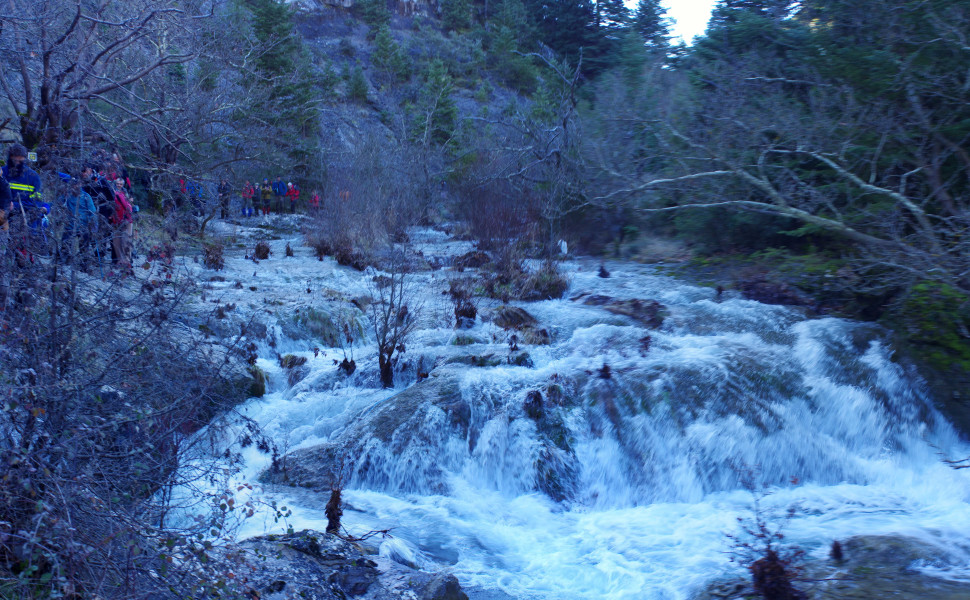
[234,530,473,600]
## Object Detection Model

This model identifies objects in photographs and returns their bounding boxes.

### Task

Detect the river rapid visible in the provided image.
[179,221,970,599]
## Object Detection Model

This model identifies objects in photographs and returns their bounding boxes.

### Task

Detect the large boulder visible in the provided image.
[583,296,667,329]
[263,370,472,494]
[491,305,538,330]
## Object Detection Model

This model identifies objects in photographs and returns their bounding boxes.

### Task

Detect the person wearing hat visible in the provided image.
[2,144,47,259]
[286,182,300,214]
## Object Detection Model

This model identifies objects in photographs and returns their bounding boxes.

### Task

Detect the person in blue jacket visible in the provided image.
[59,175,97,269]
[2,144,48,258]
[272,176,286,214]
[3,144,44,214]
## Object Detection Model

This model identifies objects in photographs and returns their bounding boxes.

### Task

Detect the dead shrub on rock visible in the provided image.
[727,469,806,600]
[202,241,225,270]
[254,240,272,260]
[448,278,477,328]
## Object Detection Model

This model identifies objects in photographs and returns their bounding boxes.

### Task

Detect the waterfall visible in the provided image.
[183,228,970,599]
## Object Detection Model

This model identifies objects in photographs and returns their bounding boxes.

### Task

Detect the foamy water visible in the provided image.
[174,223,970,599]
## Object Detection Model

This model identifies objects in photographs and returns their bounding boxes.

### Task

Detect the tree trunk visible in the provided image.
[379,353,394,388]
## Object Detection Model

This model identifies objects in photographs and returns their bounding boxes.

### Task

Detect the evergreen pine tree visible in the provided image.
[416,60,457,145]
[348,64,369,102]
[442,0,472,31]
[244,0,320,172]
[633,0,671,50]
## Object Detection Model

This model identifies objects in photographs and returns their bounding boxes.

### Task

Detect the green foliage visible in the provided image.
[633,0,671,49]
[414,59,458,145]
[242,0,320,173]
[347,64,369,102]
[489,25,539,92]
[672,208,801,254]
[441,0,472,31]
[318,61,340,97]
[356,0,390,30]
[895,282,970,371]
[372,25,411,82]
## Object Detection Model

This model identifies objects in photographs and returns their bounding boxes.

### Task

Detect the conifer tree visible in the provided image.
[633,0,671,50]
[245,0,320,171]
[442,0,472,31]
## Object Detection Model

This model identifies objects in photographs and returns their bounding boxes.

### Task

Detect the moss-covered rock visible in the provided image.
[492,305,538,330]
[249,365,267,397]
[281,307,343,346]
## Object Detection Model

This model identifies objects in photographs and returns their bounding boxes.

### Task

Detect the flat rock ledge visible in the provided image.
[236,529,469,600]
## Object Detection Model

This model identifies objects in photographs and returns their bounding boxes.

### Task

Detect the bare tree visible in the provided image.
[585,13,970,300]
[368,249,420,388]
[0,0,203,150]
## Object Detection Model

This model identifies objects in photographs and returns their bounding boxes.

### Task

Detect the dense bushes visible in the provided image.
[0,242,256,598]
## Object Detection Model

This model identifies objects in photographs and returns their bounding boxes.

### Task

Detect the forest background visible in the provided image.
[0,0,969,597]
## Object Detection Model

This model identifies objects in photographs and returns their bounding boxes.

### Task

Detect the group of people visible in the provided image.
[0,143,137,276]
[235,176,320,217]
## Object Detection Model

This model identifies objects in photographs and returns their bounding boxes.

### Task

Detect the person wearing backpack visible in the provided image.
[60,176,97,270]
[218,179,232,219]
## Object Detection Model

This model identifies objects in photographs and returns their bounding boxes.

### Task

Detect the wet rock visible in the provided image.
[492,305,538,330]
[598,264,610,278]
[445,354,504,368]
[521,327,551,345]
[737,275,813,307]
[268,374,468,494]
[280,354,308,369]
[579,295,667,329]
[281,307,341,346]
[695,534,970,600]
[288,365,310,387]
[234,530,470,600]
[602,299,666,329]
[524,390,543,420]
[453,250,491,269]
[509,351,534,367]
[243,320,268,340]
[421,573,469,600]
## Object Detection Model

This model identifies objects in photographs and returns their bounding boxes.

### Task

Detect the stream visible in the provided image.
[175,220,970,599]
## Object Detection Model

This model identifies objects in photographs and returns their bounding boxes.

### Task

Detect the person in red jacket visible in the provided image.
[286,182,300,214]
[241,181,255,217]
[111,178,134,272]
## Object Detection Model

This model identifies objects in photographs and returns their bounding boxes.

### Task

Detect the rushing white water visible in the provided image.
[181,223,970,599]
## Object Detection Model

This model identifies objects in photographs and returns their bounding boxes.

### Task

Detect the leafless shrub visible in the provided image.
[202,241,225,270]
[448,277,477,327]
[0,239,259,598]
[254,241,272,260]
[726,469,806,600]
[305,132,426,270]
[368,249,421,388]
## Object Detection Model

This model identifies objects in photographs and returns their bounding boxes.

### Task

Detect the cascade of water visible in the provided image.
[179,229,970,599]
